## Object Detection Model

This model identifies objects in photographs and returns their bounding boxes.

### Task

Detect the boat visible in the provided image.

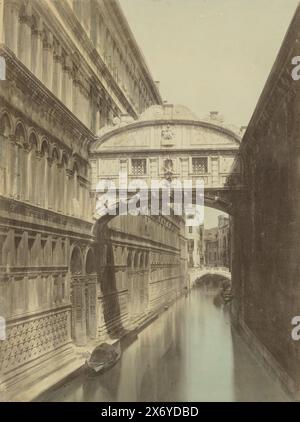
[86,342,121,373]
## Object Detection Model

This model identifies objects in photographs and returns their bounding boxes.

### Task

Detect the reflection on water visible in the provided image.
[40,288,289,402]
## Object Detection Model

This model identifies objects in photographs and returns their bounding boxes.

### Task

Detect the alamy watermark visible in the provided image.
[94,172,205,226]
[0,317,6,341]
[0,56,6,81]
[291,316,300,341]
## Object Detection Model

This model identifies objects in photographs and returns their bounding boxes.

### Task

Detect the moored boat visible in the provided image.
[86,342,121,373]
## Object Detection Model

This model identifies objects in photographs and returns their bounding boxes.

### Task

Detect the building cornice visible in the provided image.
[91,118,241,152]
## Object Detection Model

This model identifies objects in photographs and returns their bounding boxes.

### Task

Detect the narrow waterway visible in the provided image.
[40,288,289,402]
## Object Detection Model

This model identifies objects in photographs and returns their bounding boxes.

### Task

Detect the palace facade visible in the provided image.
[0,0,188,400]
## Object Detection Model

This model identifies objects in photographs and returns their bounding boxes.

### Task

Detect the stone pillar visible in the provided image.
[66,170,72,215]
[47,157,53,209]
[42,32,54,90]
[86,277,97,339]
[32,19,43,80]
[18,3,32,69]
[72,74,81,118]
[211,156,219,186]
[35,152,42,206]
[3,0,19,54]
[61,167,66,214]
[56,165,63,213]
[53,44,62,100]
[95,106,101,134]
[43,155,48,209]
[61,61,67,105]
[62,55,73,110]
[71,277,87,346]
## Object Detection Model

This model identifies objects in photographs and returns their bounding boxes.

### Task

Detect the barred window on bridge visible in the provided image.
[131,158,147,176]
[192,157,208,174]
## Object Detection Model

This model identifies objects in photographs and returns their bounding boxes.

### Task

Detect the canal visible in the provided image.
[39,287,289,402]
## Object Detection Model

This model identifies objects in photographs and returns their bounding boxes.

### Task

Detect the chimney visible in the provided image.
[240,125,247,135]
[210,111,219,120]
[155,81,160,90]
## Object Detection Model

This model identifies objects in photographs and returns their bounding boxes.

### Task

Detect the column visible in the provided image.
[32,19,43,80]
[57,164,63,212]
[72,73,80,118]
[47,157,53,209]
[35,152,42,206]
[67,172,74,216]
[53,44,62,100]
[95,105,100,134]
[3,0,19,54]
[18,3,32,69]
[62,168,67,215]
[62,55,72,109]
[43,155,48,209]
[42,32,54,90]
[61,60,67,105]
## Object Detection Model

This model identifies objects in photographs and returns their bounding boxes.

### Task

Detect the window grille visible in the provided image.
[192,157,208,174]
[131,159,147,176]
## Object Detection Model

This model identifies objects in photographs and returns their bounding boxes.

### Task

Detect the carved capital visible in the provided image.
[43,32,53,50]
[53,44,62,62]
[35,151,42,160]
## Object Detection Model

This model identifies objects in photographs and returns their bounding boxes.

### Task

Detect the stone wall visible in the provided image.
[0,0,162,398]
[231,5,300,398]
[95,214,188,338]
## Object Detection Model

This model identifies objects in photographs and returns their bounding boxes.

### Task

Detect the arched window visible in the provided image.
[40,140,49,208]
[86,248,96,275]
[72,162,80,216]
[127,250,132,268]
[0,113,10,137]
[70,246,83,275]
[145,253,149,268]
[27,133,38,203]
[61,153,68,215]
[0,113,11,196]
[51,148,59,211]
[140,253,144,268]
[134,251,139,268]
[15,123,26,199]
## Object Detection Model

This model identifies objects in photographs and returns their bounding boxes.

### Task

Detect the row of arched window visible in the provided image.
[72,0,152,113]
[3,0,151,132]
[0,111,90,219]
[127,249,150,269]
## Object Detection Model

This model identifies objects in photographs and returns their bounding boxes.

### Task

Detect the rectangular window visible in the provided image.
[192,157,208,174]
[131,158,147,176]
[188,239,194,251]
[189,226,193,233]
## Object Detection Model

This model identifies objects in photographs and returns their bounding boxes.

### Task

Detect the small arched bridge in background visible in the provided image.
[190,267,231,287]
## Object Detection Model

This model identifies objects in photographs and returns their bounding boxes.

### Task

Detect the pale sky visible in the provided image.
[120,0,299,227]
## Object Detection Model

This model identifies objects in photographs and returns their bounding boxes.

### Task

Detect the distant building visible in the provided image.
[218,216,231,268]
[204,227,219,267]
[204,216,231,268]
[186,224,205,268]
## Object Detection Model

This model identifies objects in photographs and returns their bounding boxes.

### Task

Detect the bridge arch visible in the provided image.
[90,104,243,230]
[88,104,242,342]
[190,267,231,287]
